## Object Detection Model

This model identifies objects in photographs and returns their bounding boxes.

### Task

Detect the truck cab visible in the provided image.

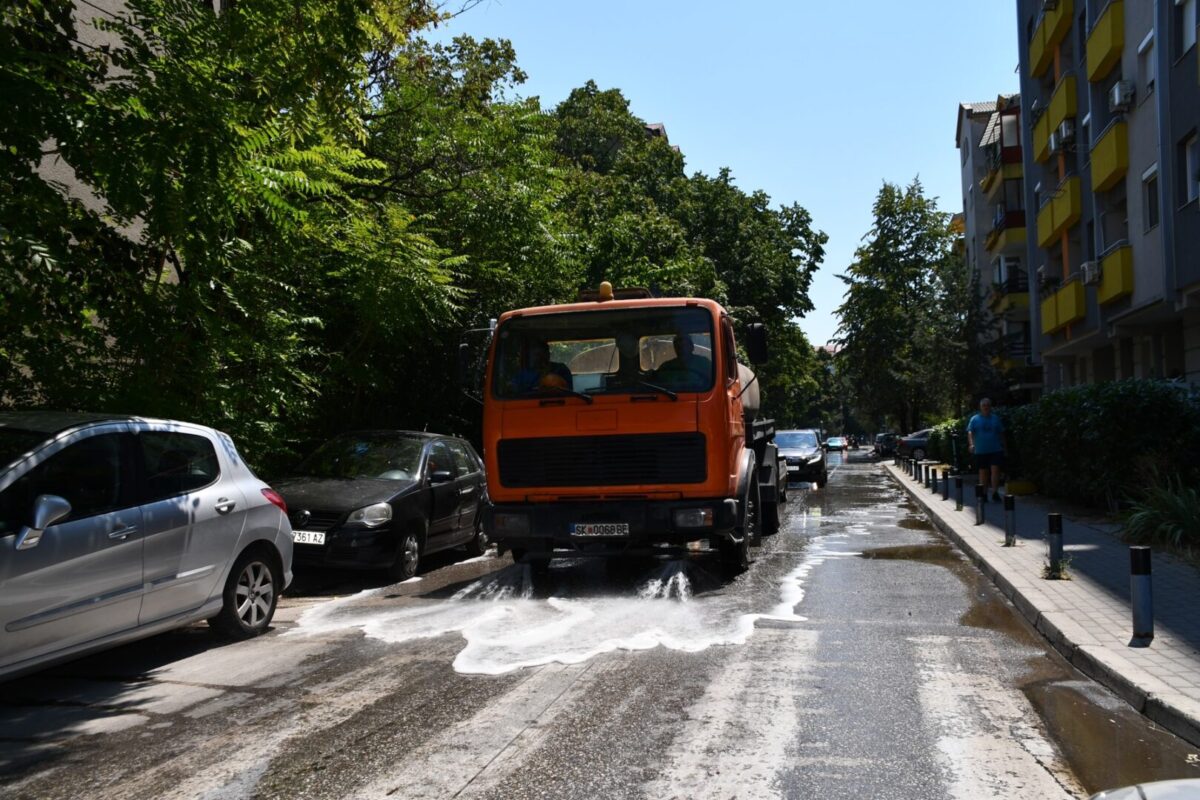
[477,285,781,574]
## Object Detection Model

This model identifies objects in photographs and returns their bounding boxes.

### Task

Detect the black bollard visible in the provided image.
[955,476,963,511]
[1003,494,1016,546]
[930,467,939,493]
[942,469,951,501]
[1130,546,1153,644]
[1047,513,1064,576]
[974,484,985,525]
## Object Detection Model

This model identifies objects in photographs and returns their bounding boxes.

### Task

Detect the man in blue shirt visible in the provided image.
[967,397,1006,501]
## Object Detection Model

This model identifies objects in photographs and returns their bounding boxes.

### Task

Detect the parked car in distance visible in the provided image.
[775,429,828,488]
[824,436,848,452]
[0,412,293,681]
[873,432,898,457]
[897,429,933,461]
[276,431,488,581]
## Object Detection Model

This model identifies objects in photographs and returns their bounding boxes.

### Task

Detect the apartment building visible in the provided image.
[1016,0,1200,388]
[957,96,1038,393]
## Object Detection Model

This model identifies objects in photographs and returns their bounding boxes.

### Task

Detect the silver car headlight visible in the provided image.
[346,502,393,528]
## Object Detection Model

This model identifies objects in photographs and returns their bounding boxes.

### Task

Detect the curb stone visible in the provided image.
[884,463,1200,749]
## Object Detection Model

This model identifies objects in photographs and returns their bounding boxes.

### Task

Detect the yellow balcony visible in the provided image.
[995,292,1030,316]
[1056,280,1086,327]
[1037,200,1057,248]
[1029,0,1075,78]
[987,225,1027,254]
[1048,75,1078,133]
[1090,121,1128,192]
[1087,0,1124,82]
[985,163,1023,201]
[1034,112,1052,163]
[1098,245,1134,304]
[1041,293,1060,334]
[1036,178,1082,249]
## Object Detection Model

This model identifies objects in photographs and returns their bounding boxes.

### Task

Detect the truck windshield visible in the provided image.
[493,307,715,398]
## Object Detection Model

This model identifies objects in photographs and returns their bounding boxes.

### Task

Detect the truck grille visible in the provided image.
[497,433,706,488]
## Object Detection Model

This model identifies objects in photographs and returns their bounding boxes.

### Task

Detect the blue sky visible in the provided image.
[435,1,1019,346]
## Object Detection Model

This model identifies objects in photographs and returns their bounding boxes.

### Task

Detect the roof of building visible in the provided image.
[955,101,998,147]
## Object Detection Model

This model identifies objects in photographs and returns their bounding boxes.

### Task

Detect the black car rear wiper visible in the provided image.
[632,381,678,401]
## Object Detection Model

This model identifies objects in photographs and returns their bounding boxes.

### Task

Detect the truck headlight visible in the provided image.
[673,508,714,528]
[346,502,392,528]
[492,512,530,535]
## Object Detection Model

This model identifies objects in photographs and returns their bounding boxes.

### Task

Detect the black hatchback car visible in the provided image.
[275,431,488,580]
[775,429,828,488]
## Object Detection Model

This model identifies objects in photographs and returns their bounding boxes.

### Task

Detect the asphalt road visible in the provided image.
[3,453,1199,800]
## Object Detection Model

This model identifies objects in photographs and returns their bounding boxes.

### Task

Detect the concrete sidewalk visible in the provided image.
[885,461,1200,748]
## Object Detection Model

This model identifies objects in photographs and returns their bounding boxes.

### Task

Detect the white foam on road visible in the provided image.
[290,531,862,676]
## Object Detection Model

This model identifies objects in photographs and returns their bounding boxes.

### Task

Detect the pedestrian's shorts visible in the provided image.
[975,451,1005,469]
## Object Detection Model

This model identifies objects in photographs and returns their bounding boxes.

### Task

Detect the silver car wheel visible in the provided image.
[403,536,420,573]
[235,561,274,628]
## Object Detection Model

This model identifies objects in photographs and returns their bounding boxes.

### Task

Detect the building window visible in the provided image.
[1001,114,1020,148]
[1143,167,1160,231]
[1182,133,1200,205]
[1178,0,1197,56]
[1138,32,1156,97]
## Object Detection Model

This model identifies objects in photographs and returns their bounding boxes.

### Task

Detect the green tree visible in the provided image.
[836,178,966,431]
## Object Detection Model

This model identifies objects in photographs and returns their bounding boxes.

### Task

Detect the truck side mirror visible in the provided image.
[15,494,72,551]
[745,323,768,365]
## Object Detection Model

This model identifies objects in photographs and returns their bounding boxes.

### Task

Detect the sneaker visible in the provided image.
[992,491,1002,502]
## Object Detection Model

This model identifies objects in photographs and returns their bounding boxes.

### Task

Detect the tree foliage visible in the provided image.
[835,179,976,431]
[2,1,829,466]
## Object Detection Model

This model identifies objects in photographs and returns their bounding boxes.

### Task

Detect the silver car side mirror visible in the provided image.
[15,494,72,551]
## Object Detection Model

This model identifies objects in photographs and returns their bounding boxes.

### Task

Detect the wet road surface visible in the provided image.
[3,454,1199,799]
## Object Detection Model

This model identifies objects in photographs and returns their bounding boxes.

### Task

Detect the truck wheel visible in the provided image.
[763,496,780,536]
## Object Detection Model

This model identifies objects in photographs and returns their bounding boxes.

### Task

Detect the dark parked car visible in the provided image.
[896,429,932,461]
[873,432,898,457]
[276,431,488,581]
[775,429,827,488]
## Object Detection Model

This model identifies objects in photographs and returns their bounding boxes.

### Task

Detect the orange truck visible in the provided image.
[466,284,786,574]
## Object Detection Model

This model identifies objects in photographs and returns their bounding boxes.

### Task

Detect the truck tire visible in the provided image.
[763,495,780,536]
[721,472,759,575]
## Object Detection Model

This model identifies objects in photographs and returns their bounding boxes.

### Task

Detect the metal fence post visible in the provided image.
[942,469,950,501]
[1131,546,1154,644]
[955,476,963,511]
[1003,495,1016,546]
[1047,513,1064,577]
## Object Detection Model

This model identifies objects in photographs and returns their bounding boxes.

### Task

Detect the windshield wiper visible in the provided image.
[632,381,678,401]
[536,386,594,404]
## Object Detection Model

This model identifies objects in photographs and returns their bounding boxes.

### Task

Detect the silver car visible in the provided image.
[0,412,294,680]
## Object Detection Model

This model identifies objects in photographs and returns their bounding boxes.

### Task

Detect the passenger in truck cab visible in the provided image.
[512,338,573,392]
[654,333,712,390]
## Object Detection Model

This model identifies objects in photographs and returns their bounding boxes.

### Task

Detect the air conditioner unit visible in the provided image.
[1048,131,1061,154]
[1058,119,1076,143]
[1109,81,1135,113]
[1036,264,1048,283]
[1081,260,1102,285]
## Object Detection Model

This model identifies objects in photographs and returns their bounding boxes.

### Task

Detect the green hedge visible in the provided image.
[928,416,971,472]
[925,380,1200,510]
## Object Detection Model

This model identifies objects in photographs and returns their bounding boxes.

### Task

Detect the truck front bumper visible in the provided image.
[485,498,739,557]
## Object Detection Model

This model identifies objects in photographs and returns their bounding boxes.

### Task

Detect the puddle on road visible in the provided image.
[289,535,866,675]
[859,543,958,565]
[1025,677,1200,794]
[860,526,1200,793]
